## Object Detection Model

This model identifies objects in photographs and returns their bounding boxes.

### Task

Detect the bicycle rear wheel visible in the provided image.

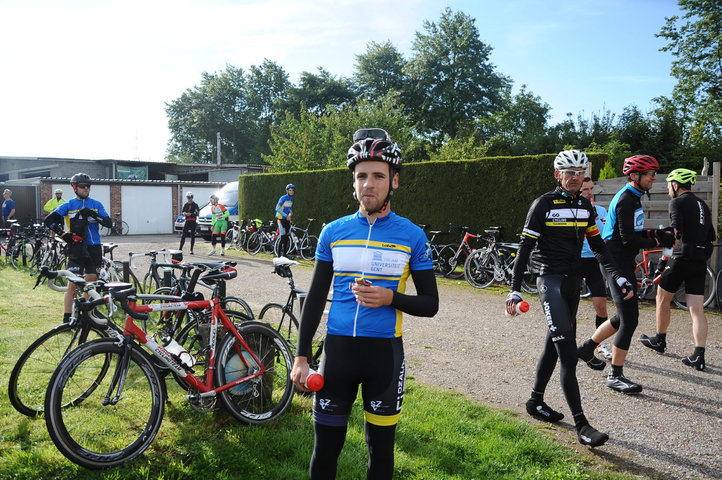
[221,296,254,320]
[437,244,461,278]
[44,338,165,469]
[672,266,715,311]
[247,232,263,255]
[119,221,130,236]
[9,242,33,269]
[215,321,294,424]
[9,323,108,417]
[463,249,496,289]
[521,270,539,294]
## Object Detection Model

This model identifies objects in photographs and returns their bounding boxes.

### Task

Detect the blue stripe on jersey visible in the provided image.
[316,211,433,338]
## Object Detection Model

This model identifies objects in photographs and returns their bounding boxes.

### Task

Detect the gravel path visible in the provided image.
[112,235,722,480]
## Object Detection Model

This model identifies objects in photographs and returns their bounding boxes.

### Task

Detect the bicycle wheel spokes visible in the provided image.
[463,249,496,289]
[215,322,294,425]
[9,325,106,417]
[45,340,164,469]
[299,235,318,261]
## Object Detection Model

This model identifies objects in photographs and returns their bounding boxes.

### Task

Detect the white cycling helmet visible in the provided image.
[186,191,194,198]
[554,150,588,170]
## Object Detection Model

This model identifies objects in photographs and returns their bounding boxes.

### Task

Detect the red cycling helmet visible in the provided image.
[347,138,402,172]
[623,155,659,175]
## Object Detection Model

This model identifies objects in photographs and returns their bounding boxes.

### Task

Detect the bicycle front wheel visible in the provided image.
[221,296,254,320]
[9,323,108,417]
[247,232,263,255]
[299,235,318,261]
[9,242,33,269]
[119,221,130,236]
[215,321,294,425]
[672,266,715,311]
[437,244,458,278]
[45,339,165,469]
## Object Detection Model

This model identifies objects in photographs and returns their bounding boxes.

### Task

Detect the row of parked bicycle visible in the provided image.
[7,241,321,469]
[222,218,319,260]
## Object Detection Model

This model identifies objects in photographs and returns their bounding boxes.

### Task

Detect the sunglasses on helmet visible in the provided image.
[353,128,390,142]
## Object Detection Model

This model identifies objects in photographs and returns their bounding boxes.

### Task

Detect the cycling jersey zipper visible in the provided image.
[352,216,375,337]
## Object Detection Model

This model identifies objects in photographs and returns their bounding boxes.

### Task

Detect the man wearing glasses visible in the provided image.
[44,173,111,323]
[577,156,675,394]
[506,150,633,448]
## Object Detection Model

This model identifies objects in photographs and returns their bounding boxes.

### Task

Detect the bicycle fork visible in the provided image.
[103,336,134,406]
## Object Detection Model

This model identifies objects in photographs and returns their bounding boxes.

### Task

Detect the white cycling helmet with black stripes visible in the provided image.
[554,150,588,170]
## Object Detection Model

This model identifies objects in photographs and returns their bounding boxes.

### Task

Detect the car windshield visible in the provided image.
[216,183,238,205]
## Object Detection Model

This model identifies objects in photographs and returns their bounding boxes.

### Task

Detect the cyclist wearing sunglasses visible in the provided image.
[640,168,715,370]
[506,150,633,448]
[577,155,675,394]
[291,129,439,479]
[44,173,111,323]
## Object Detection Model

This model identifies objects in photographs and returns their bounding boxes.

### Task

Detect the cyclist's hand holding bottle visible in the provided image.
[505,291,528,317]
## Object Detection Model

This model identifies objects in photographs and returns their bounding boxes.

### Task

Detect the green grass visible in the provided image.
[0,264,636,479]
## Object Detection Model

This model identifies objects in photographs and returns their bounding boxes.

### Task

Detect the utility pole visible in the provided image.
[216,132,221,165]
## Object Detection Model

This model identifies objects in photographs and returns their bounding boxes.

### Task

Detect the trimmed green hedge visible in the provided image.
[239,153,609,241]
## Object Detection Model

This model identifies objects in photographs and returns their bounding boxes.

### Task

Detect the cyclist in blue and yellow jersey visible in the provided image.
[640,168,716,371]
[506,150,634,448]
[577,155,675,394]
[579,177,613,360]
[291,129,439,479]
[275,184,295,257]
[208,194,229,256]
[44,173,111,323]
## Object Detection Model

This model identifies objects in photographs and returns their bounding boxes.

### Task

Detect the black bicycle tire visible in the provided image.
[299,235,318,261]
[8,323,109,417]
[437,244,457,277]
[44,338,165,469]
[672,266,715,311]
[214,321,294,425]
[120,221,130,236]
[247,232,263,255]
[221,296,255,320]
[259,303,297,348]
[463,249,497,289]
[521,270,539,294]
[9,242,33,269]
[717,268,722,313]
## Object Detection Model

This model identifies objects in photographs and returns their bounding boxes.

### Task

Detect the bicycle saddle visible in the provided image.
[273,257,299,267]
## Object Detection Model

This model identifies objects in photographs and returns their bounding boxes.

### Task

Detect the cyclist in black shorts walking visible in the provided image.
[640,168,716,370]
[178,191,199,254]
[506,150,633,448]
[577,155,675,394]
[291,129,439,479]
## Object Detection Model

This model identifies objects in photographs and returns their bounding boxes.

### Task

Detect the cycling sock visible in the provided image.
[657,332,667,342]
[694,346,705,356]
[62,312,71,323]
[595,315,607,328]
[611,364,624,377]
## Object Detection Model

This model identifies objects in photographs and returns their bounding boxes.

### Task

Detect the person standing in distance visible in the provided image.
[640,168,716,370]
[579,177,613,362]
[178,192,199,254]
[291,130,439,479]
[44,189,66,216]
[2,189,15,226]
[506,150,633,448]
[577,155,675,394]
[44,173,111,323]
[275,184,295,257]
[208,194,229,256]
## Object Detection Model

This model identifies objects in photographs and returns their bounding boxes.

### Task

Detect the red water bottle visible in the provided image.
[505,301,530,317]
[304,369,324,391]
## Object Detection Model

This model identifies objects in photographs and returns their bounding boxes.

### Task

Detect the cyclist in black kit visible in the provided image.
[577,155,675,394]
[506,150,633,448]
[640,168,716,370]
[178,192,199,254]
[291,129,439,479]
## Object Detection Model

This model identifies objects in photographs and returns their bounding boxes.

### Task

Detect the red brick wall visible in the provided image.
[110,185,122,222]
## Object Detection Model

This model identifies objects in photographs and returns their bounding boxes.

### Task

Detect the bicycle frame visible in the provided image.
[124,296,267,398]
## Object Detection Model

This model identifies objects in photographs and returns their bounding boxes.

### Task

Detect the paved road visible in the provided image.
[108,234,722,480]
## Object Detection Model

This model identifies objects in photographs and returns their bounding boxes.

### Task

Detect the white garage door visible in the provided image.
[122,185,173,234]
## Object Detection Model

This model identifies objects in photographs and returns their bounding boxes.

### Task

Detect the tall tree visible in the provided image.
[353,41,407,100]
[281,68,357,117]
[657,0,722,158]
[404,8,508,142]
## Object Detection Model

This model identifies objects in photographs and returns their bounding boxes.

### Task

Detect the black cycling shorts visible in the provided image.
[66,244,102,276]
[313,335,405,428]
[659,256,707,296]
[277,218,291,235]
[536,274,581,343]
[580,257,606,297]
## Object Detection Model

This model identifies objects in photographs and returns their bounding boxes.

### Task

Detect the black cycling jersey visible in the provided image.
[670,192,716,261]
[511,186,622,292]
[182,201,199,222]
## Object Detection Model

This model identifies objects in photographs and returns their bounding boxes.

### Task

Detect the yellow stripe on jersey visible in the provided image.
[544,221,588,227]
[364,411,400,426]
[335,272,403,281]
[330,239,411,254]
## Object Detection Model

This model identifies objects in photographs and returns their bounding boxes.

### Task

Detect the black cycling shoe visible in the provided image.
[639,334,666,353]
[606,372,643,394]
[525,399,564,423]
[682,354,705,371]
[577,424,609,447]
[578,346,606,371]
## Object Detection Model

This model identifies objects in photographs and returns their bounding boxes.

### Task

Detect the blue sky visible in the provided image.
[0,0,681,162]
